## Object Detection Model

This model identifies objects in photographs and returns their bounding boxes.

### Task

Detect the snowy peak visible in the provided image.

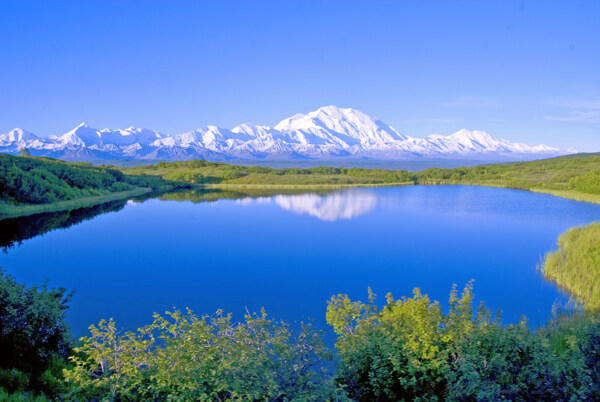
[1,128,39,143]
[275,105,407,145]
[419,129,559,155]
[58,123,102,147]
[101,127,164,146]
[0,107,570,161]
[449,129,495,142]
[445,129,506,152]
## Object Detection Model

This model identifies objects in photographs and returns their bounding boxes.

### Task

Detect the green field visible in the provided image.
[122,153,600,204]
[3,153,600,218]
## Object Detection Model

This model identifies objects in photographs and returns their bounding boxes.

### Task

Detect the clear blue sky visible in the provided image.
[1,0,599,151]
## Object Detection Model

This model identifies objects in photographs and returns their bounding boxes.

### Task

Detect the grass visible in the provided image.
[0,187,151,219]
[530,188,600,204]
[121,153,600,204]
[543,222,600,311]
[207,181,413,190]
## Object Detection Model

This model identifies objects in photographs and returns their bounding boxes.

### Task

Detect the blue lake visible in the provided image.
[2,185,600,338]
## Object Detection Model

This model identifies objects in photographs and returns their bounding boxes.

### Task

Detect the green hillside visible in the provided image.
[0,154,182,217]
[122,153,600,202]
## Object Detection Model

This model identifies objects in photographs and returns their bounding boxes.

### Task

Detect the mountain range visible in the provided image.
[0,106,573,162]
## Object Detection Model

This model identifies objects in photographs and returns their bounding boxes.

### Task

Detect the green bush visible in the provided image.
[64,309,337,400]
[327,284,596,401]
[0,269,72,394]
[0,369,29,393]
[569,170,600,194]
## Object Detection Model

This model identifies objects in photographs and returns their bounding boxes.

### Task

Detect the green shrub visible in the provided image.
[327,284,595,401]
[0,269,72,394]
[64,309,336,400]
[569,170,600,194]
[0,369,29,393]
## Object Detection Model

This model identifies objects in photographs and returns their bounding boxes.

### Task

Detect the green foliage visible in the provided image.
[122,154,600,197]
[569,170,600,194]
[0,154,187,210]
[0,154,134,204]
[5,266,600,400]
[0,387,51,401]
[543,222,600,310]
[327,288,448,401]
[64,308,338,400]
[327,284,598,401]
[0,269,72,396]
[0,369,29,393]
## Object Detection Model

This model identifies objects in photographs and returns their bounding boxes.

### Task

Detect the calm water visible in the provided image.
[2,185,600,338]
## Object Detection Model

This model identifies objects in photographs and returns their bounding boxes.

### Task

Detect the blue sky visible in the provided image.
[1,0,599,151]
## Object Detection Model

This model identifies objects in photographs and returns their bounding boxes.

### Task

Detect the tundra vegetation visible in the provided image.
[2,152,600,214]
[0,154,183,218]
[3,271,600,400]
[123,152,600,204]
[2,153,600,399]
[543,222,600,311]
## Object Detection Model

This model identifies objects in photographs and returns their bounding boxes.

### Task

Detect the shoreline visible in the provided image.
[0,187,152,219]
[203,182,600,205]
[2,180,599,221]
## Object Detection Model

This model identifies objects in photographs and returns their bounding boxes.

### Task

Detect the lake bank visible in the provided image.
[202,181,600,205]
[0,187,152,219]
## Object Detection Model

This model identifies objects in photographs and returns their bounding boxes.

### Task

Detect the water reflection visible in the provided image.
[0,188,377,250]
[0,200,128,250]
[275,191,378,221]
[0,190,170,250]
[238,190,378,221]
[5,185,600,338]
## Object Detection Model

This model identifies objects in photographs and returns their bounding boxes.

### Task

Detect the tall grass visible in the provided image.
[543,222,600,310]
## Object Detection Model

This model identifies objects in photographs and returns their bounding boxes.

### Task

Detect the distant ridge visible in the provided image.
[0,106,572,162]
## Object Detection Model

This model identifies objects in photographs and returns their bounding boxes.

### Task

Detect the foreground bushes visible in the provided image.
[59,284,600,401]
[327,283,600,401]
[0,270,71,398]
[4,267,600,400]
[63,309,337,400]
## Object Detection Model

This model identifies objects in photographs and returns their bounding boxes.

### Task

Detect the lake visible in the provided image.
[2,185,600,339]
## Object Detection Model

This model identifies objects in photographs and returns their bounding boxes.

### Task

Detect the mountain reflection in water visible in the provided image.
[275,191,378,221]
[238,190,378,221]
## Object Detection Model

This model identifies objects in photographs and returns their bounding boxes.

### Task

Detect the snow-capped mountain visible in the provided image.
[0,106,572,162]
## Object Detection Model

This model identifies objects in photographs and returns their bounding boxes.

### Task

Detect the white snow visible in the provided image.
[0,106,571,160]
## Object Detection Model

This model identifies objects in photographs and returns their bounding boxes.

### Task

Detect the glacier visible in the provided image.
[0,106,572,162]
